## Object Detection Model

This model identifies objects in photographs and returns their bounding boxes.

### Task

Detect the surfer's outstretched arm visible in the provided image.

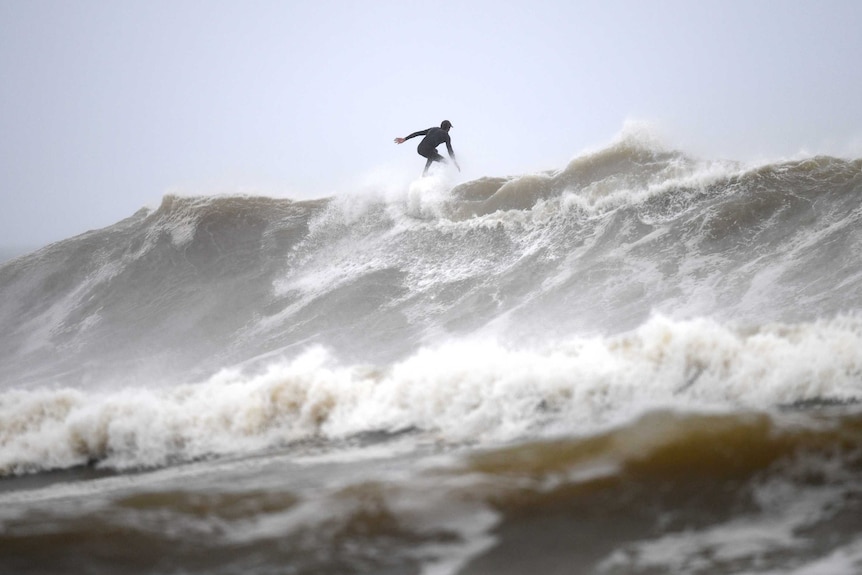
[394,129,430,144]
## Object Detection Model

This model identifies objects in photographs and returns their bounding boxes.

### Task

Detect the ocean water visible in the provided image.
[2,133,862,574]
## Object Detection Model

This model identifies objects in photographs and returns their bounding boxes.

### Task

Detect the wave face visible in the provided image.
[1,135,862,475]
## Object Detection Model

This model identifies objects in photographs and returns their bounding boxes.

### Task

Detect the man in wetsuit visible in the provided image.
[394,120,461,176]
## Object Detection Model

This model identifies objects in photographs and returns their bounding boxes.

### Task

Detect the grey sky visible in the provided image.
[2,0,861,248]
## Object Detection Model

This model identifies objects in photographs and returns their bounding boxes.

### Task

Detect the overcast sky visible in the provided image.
[2,0,861,249]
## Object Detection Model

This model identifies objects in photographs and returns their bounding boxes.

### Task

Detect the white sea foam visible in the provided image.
[1,314,860,476]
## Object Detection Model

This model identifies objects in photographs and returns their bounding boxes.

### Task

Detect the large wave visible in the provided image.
[1,133,861,474]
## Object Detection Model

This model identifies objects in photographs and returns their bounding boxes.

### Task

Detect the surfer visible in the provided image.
[394,120,461,176]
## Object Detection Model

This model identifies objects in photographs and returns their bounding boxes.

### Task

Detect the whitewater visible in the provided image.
[2,132,862,575]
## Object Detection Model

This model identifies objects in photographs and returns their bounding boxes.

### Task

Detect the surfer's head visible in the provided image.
[441,120,453,131]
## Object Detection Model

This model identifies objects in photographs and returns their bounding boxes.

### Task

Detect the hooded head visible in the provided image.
[441,120,453,131]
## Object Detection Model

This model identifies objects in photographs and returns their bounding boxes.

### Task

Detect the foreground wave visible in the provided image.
[2,314,860,475]
[2,406,861,575]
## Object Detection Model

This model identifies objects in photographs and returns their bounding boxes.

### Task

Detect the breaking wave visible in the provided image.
[2,131,861,475]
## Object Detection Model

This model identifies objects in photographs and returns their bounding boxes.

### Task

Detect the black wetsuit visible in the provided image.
[403,127,455,174]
